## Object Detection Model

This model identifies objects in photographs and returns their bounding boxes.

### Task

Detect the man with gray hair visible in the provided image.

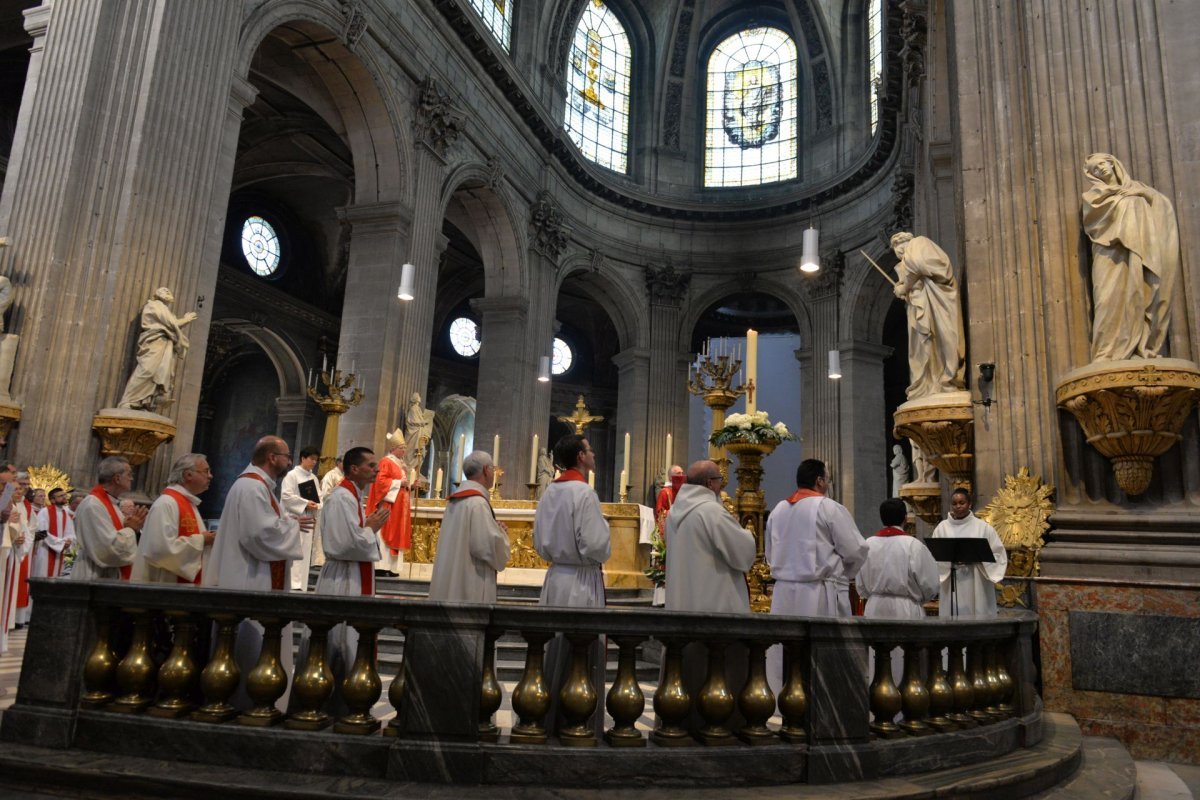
[132,454,215,584]
[428,450,510,603]
[72,456,146,581]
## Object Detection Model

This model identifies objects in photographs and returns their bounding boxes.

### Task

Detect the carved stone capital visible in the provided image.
[899,482,941,526]
[91,409,177,466]
[644,261,691,308]
[1056,358,1200,496]
[899,1,928,87]
[529,191,571,261]
[893,391,974,490]
[340,0,368,47]
[800,254,843,300]
[413,76,464,159]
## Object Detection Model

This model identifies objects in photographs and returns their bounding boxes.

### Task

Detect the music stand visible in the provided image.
[925,538,995,617]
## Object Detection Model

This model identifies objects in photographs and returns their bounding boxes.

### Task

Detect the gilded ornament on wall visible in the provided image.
[977,468,1053,608]
[28,463,73,496]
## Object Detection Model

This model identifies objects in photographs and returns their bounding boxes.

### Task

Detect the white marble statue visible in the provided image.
[535,448,554,499]
[1081,153,1180,362]
[404,392,436,480]
[911,443,937,484]
[116,287,197,413]
[890,232,966,399]
[890,444,910,495]
[0,275,18,403]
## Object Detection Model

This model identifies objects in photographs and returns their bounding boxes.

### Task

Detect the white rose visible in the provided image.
[726,413,745,427]
[739,421,752,430]
[753,411,769,425]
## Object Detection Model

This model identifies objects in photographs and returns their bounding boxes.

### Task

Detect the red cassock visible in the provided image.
[366,454,412,554]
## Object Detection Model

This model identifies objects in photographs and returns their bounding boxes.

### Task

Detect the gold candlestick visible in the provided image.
[726,440,778,613]
[687,352,748,487]
[618,483,629,504]
[307,368,364,478]
[489,467,505,501]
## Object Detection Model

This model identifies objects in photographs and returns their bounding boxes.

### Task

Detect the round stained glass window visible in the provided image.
[449,317,481,357]
[552,337,573,375]
[241,216,281,276]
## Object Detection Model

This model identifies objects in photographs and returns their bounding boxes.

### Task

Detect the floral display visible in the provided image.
[709,409,796,446]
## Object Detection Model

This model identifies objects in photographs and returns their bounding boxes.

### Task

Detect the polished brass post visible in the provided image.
[652,639,692,747]
[982,642,1005,718]
[285,622,335,731]
[80,608,119,709]
[479,631,503,742]
[925,645,957,732]
[383,627,408,738]
[777,642,807,743]
[558,633,599,746]
[695,640,736,745]
[736,639,776,745]
[111,609,156,713]
[148,612,198,718]
[239,618,287,727]
[966,643,993,724]
[898,644,933,736]
[946,642,976,727]
[993,640,1015,717]
[604,636,645,747]
[869,644,902,738]
[510,631,552,744]
[336,625,383,734]
[193,614,241,723]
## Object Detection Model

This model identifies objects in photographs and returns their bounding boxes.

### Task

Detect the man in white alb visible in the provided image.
[281,445,320,590]
[72,457,146,582]
[313,456,344,568]
[429,450,510,603]
[32,487,75,579]
[856,498,939,620]
[931,488,1007,617]
[131,454,215,584]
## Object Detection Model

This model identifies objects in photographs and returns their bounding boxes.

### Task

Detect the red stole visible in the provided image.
[874,526,909,538]
[339,480,373,596]
[785,488,824,504]
[163,488,203,585]
[47,507,66,577]
[89,485,132,581]
[237,472,287,591]
[554,469,586,483]
[448,487,496,520]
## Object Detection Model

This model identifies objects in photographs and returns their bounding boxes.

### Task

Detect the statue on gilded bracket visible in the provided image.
[116,287,197,413]
[890,232,966,398]
[890,444,910,496]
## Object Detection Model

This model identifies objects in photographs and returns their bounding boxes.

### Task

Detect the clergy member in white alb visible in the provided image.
[281,445,321,590]
[313,456,344,568]
[429,450,510,603]
[71,457,146,582]
[32,487,75,579]
[0,461,21,654]
[534,433,611,739]
[204,435,309,711]
[856,498,940,621]
[131,454,215,584]
[931,488,1007,617]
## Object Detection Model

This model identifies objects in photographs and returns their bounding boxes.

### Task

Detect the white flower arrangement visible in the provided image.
[711,410,796,446]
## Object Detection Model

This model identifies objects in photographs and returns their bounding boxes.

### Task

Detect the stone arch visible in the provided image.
[214,318,308,397]
[554,254,647,352]
[439,167,527,298]
[680,274,814,349]
[845,244,899,344]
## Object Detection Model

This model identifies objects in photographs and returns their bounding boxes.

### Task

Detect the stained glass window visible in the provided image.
[704,27,798,187]
[241,216,281,276]
[449,317,481,357]
[868,0,883,134]
[468,0,512,51]
[552,337,573,375]
[564,0,631,173]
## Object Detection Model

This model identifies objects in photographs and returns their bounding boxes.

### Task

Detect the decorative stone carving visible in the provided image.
[886,172,915,238]
[91,409,176,466]
[900,0,928,87]
[529,190,571,260]
[117,287,197,413]
[663,82,683,149]
[890,444,910,496]
[899,482,941,526]
[978,467,1052,579]
[341,0,368,47]
[812,61,833,129]
[801,252,843,300]
[893,391,974,489]
[644,261,691,308]
[668,2,694,78]
[1055,358,1200,496]
[587,248,604,273]
[413,76,464,158]
[484,154,504,189]
[890,232,966,398]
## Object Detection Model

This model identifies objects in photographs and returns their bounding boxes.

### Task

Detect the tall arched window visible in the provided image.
[564,0,631,174]
[468,0,513,51]
[704,27,798,187]
[868,0,883,134]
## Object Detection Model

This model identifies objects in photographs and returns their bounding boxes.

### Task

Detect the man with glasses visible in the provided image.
[131,453,215,584]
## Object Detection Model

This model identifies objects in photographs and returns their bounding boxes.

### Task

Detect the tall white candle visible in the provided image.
[493,434,500,468]
[746,328,759,415]
[529,434,539,483]
[619,469,627,495]
[455,434,465,481]
[622,432,631,481]
[664,433,673,479]
[588,470,595,489]
[435,468,443,493]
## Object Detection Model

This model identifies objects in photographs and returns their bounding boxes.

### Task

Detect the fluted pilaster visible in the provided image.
[472,295,531,494]
[839,341,893,531]
[612,347,650,496]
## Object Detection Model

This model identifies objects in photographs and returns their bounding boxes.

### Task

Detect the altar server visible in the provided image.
[429,450,509,603]
[281,445,321,590]
[131,454,214,584]
[857,498,939,620]
[931,488,1007,617]
[71,457,145,582]
[32,487,75,579]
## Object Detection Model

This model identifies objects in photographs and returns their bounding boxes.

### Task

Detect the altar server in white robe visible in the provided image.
[931,488,1007,617]
[204,435,309,711]
[72,457,145,582]
[281,445,321,591]
[32,487,75,579]
[313,457,344,568]
[429,450,509,603]
[0,461,19,654]
[131,454,214,584]
[534,433,611,739]
[857,498,940,621]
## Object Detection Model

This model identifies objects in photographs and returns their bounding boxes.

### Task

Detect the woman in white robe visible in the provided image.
[930,490,1007,618]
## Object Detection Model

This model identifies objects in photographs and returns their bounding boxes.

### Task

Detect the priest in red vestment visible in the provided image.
[650,465,685,606]
[366,428,413,574]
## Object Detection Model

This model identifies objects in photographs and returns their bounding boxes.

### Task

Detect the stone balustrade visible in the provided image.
[1,579,1041,787]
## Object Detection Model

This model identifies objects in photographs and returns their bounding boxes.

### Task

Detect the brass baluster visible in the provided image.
[111,609,156,713]
[777,641,807,744]
[558,633,599,746]
[148,612,198,718]
[983,642,1004,718]
[479,631,503,742]
[946,642,976,727]
[80,608,118,709]
[926,644,957,732]
[736,639,776,745]
[383,627,408,738]
[869,644,902,738]
[604,635,645,747]
[239,618,287,727]
[336,624,383,735]
[967,643,993,724]
[898,644,932,736]
[285,622,334,730]
[193,614,241,723]
[510,630,552,744]
[993,640,1015,717]
[696,640,736,745]
[652,638,691,747]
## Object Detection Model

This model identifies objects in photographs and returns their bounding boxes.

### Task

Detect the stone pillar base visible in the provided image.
[91,409,176,466]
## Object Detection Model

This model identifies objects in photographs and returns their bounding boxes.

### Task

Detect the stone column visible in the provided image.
[838,341,893,534]
[0,1,244,482]
[612,347,650,497]
[523,195,567,477]
[644,263,691,489]
[471,295,531,495]
[800,261,843,479]
[794,346,815,457]
[275,396,308,452]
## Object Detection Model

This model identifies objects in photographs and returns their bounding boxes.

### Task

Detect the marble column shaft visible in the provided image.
[471,295,532,493]
[838,341,893,535]
[613,347,650,498]
[644,303,687,485]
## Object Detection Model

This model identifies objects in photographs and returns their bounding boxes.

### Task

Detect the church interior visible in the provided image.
[0,0,1197,796]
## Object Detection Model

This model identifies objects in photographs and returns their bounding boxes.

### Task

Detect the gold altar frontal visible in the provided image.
[396,499,653,590]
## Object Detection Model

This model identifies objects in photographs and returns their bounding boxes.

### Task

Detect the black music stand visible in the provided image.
[925,538,995,617]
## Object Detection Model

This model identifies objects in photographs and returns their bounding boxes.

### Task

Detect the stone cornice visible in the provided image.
[215,267,341,332]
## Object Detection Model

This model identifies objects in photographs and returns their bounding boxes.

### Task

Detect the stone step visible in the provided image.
[1027,733,1136,799]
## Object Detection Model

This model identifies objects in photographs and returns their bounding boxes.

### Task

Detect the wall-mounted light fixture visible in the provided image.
[800,225,821,273]
[537,355,551,383]
[828,349,842,380]
[397,263,415,301]
[974,362,996,406]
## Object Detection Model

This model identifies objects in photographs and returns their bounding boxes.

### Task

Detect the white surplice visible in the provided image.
[664,484,756,614]
[930,512,1007,618]
[130,485,207,584]
[71,493,137,582]
[765,494,869,618]
[428,480,509,604]
[281,464,318,591]
[312,465,343,569]
[32,506,74,578]
[857,529,940,620]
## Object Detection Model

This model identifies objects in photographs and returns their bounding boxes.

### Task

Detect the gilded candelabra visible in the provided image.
[307,368,364,478]
[725,440,778,613]
[686,351,747,487]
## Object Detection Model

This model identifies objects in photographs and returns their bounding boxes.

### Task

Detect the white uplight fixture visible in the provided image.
[537,355,551,383]
[827,349,842,380]
[799,225,821,273]
[397,262,415,301]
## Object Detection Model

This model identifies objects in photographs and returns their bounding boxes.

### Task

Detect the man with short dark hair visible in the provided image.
[282,445,321,590]
[131,454,215,585]
[856,498,939,620]
[72,457,146,582]
[429,450,510,603]
[930,488,1007,617]
[32,487,74,579]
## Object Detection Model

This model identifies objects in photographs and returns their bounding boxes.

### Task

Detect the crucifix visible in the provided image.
[558,394,604,435]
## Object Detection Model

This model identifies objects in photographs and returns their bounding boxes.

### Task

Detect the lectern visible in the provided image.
[925,538,995,617]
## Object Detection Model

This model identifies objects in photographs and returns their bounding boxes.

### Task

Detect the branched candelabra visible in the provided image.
[686,349,748,486]
[307,368,364,478]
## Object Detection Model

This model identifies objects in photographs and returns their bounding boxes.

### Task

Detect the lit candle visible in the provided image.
[588,470,595,489]
[435,468,443,493]
[307,368,313,387]
[455,434,465,481]
[746,328,758,415]
[493,434,501,468]
[622,432,631,482]
[529,434,539,483]
[619,469,627,495]
[322,353,327,373]
[664,433,673,479]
